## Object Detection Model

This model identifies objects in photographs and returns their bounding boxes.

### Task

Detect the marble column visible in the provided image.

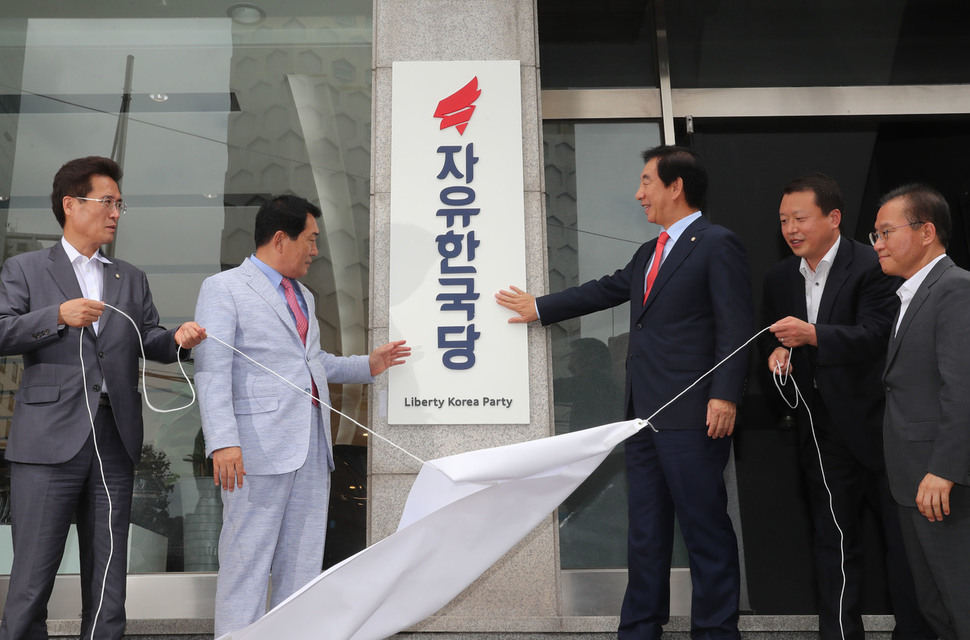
[368,0,559,631]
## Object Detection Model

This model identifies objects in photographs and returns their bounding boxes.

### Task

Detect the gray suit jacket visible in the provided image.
[0,241,181,464]
[193,258,373,475]
[883,256,970,506]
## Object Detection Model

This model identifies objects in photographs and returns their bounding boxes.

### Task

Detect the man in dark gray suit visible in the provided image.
[874,183,970,640]
[0,156,205,640]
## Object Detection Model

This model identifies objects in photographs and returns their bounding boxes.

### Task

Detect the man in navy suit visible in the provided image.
[761,173,930,640]
[497,146,753,639]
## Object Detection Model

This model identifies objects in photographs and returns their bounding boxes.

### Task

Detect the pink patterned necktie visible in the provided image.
[281,278,318,406]
[643,231,670,305]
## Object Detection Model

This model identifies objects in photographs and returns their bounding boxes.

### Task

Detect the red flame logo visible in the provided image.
[433,77,481,135]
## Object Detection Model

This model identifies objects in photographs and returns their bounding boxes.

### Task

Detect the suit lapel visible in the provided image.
[46,241,84,301]
[789,261,809,320]
[100,257,122,333]
[886,257,952,369]
[242,259,305,348]
[640,216,705,315]
[637,236,658,307]
[816,237,851,324]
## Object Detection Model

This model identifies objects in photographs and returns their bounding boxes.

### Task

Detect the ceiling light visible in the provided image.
[227,3,266,25]
[149,93,169,103]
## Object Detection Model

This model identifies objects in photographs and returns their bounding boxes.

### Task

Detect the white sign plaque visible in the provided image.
[388,60,529,424]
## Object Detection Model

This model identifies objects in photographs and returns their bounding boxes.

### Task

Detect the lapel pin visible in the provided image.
[115,273,120,278]
[691,236,696,242]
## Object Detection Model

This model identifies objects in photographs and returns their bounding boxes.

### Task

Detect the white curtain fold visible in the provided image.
[220,418,644,640]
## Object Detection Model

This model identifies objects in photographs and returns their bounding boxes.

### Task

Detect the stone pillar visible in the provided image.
[369,0,558,632]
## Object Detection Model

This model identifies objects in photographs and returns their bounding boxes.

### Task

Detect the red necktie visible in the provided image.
[643,231,669,305]
[281,278,319,406]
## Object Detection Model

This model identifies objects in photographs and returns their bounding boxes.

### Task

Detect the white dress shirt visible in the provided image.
[643,211,703,292]
[61,237,112,390]
[895,254,947,336]
[798,235,841,324]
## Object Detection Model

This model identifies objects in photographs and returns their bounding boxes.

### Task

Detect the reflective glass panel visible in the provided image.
[537,0,658,89]
[667,0,970,88]
[0,2,372,574]
[544,121,689,569]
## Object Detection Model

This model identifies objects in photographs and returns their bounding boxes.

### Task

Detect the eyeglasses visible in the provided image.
[74,196,127,215]
[868,221,922,246]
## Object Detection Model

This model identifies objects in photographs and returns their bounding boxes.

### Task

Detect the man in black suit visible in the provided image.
[762,173,930,640]
[0,156,206,640]
[876,183,970,640]
[498,146,753,640]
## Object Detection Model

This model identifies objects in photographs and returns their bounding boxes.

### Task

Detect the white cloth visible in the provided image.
[218,418,645,640]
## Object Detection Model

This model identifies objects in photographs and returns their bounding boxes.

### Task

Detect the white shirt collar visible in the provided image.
[897,254,947,301]
[61,236,112,265]
[662,211,702,244]
[799,235,840,280]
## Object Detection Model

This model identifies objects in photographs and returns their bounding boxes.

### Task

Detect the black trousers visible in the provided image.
[800,394,932,640]
[0,406,134,640]
[619,428,740,640]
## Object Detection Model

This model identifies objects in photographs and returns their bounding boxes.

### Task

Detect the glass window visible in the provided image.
[543,121,690,569]
[0,2,372,575]
[537,0,658,89]
[666,0,970,88]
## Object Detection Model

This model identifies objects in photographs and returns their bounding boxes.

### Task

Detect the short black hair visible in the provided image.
[50,156,123,228]
[254,195,322,247]
[782,173,844,221]
[640,146,708,211]
[879,183,951,249]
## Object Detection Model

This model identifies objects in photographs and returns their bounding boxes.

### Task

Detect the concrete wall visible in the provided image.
[368,0,561,631]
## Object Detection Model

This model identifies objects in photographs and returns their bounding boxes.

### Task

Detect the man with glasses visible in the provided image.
[0,156,206,640]
[876,183,970,640]
[761,173,931,640]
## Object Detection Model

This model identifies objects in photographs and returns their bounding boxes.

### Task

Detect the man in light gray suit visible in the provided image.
[0,156,206,640]
[194,195,409,637]
[873,183,970,640]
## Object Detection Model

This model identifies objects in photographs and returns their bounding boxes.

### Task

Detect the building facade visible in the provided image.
[1,0,969,635]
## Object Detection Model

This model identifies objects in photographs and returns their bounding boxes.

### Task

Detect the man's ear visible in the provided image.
[63,195,77,218]
[829,209,842,229]
[273,230,287,251]
[921,221,938,247]
[670,176,685,200]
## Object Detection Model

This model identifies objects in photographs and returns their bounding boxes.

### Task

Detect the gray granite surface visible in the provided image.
[44,615,898,638]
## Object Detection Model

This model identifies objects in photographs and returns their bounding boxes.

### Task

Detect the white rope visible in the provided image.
[78,324,114,640]
[205,334,426,467]
[77,304,842,639]
[772,349,847,640]
[78,304,422,639]
[641,326,771,431]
